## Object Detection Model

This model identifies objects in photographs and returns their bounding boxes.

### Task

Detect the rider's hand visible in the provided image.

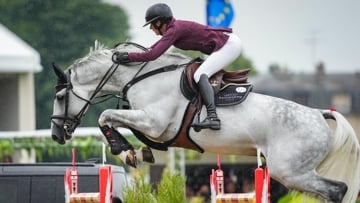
[112,52,130,64]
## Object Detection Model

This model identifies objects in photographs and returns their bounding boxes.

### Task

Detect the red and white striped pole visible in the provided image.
[64,148,113,203]
[70,148,78,194]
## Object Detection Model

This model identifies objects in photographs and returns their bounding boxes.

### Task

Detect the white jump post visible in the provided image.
[64,148,113,203]
[210,149,270,203]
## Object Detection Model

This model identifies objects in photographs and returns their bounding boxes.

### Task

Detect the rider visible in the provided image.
[112,3,242,130]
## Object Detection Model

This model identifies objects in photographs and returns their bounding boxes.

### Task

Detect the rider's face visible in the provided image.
[150,20,166,36]
[150,24,160,35]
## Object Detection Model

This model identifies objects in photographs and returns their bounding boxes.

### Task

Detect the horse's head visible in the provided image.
[50,62,91,144]
[50,41,132,144]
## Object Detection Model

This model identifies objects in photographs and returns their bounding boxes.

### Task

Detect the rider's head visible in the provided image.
[143,3,173,35]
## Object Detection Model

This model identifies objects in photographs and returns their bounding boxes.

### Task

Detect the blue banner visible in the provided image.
[207,0,234,27]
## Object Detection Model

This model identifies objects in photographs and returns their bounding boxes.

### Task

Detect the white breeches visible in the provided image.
[193,33,242,82]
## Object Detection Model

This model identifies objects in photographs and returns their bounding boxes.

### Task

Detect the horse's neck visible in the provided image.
[71,44,191,98]
[71,62,138,95]
[126,66,184,104]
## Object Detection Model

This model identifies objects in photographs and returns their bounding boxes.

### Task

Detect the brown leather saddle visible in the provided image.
[169,58,253,152]
[180,58,252,106]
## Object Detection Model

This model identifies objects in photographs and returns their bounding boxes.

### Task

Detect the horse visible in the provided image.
[50,41,360,203]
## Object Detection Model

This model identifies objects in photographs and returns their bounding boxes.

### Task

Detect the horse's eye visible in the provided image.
[56,94,64,100]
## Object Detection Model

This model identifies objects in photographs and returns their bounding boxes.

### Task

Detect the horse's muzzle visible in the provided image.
[51,127,66,145]
[51,117,77,144]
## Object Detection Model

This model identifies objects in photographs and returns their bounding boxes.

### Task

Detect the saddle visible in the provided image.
[180,58,253,106]
[168,58,253,152]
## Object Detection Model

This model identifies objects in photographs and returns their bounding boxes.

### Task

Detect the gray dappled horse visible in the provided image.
[51,42,360,202]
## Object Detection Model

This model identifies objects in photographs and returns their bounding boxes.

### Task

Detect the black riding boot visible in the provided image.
[192,74,221,130]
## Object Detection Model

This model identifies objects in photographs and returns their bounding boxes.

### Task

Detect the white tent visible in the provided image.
[0,23,42,73]
[0,23,42,131]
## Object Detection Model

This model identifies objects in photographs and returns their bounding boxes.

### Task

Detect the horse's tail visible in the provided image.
[318,109,360,203]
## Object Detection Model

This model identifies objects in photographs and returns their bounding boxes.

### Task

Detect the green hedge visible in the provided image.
[0,135,139,165]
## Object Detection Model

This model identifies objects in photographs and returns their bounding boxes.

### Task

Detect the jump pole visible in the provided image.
[64,148,113,203]
[210,150,270,203]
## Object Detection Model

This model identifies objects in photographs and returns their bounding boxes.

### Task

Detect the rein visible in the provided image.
[121,63,188,105]
[73,62,121,118]
[51,62,122,135]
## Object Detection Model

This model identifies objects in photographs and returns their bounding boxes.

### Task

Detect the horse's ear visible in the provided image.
[52,62,67,83]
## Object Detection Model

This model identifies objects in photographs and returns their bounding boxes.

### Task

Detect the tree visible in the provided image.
[0,0,130,128]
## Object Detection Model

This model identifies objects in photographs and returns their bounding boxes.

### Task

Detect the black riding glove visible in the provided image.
[112,52,130,64]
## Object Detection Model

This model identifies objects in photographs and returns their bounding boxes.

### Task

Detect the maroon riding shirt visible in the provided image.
[128,18,232,62]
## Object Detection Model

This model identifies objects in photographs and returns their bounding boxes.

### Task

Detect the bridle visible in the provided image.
[51,42,191,140]
[51,62,122,137]
[50,42,149,138]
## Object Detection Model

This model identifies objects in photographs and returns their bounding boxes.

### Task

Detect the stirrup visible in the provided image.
[192,116,221,131]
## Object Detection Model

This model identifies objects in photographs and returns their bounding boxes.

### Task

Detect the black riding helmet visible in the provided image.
[143,3,173,27]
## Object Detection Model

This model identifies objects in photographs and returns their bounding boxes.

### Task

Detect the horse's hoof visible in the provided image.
[329,182,347,203]
[141,146,155,163]
[125,150,137,168]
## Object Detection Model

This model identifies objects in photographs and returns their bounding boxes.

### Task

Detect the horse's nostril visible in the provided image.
[52,134,66,145]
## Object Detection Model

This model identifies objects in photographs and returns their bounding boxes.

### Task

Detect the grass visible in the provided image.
[123,167,186,203]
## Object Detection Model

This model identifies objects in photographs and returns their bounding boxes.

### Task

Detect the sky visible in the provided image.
[104,0,360,74]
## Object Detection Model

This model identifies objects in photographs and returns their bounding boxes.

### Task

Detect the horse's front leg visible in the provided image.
[99,109,166,137]
[98,109,160,167]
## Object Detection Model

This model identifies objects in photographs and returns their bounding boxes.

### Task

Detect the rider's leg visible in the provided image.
[194,74,221,130]
[193,33,242,82]
[192,33,242,130]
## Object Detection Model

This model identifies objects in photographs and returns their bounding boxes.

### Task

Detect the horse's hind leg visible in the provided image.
[274,170,347,203]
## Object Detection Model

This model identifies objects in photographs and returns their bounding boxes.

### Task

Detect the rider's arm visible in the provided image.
[128,27,177,62]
